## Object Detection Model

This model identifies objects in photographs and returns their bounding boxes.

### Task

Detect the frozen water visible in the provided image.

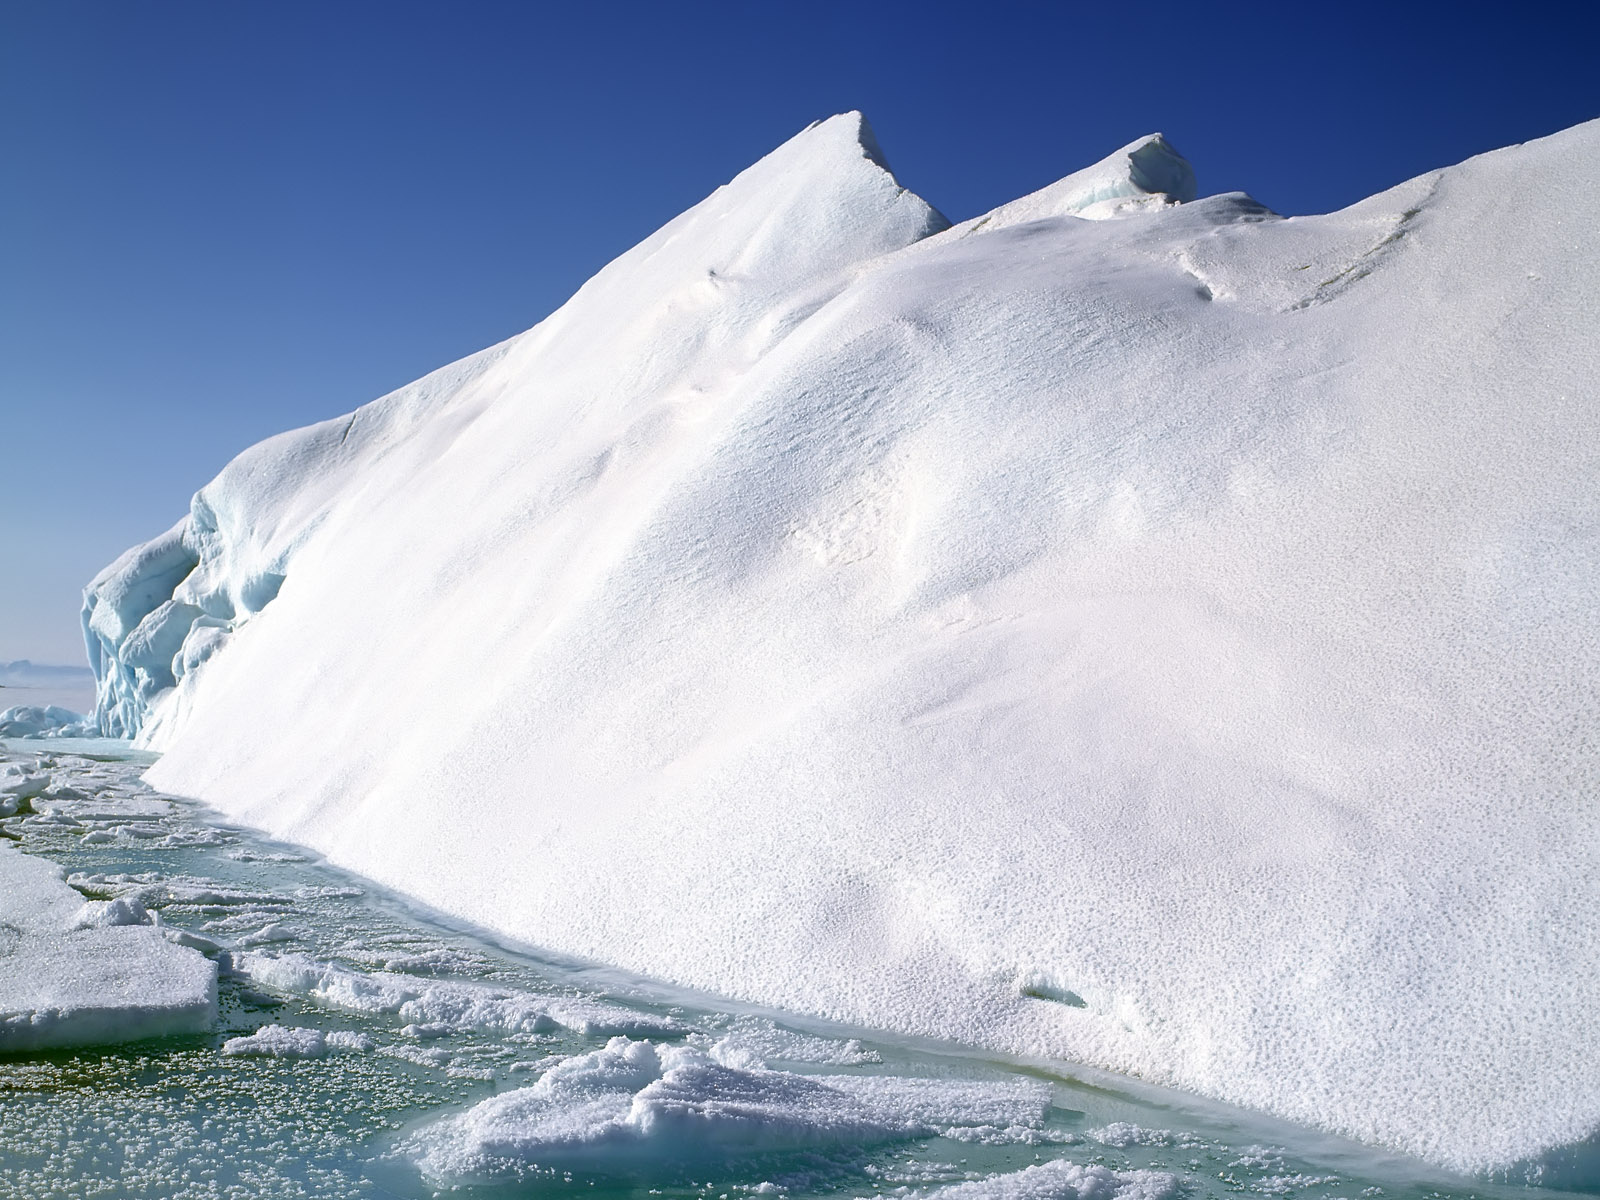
[79,112,1600,1173]
[0,845,216,1051]
[230,948,687,1038]
[403,1035,1050,1181]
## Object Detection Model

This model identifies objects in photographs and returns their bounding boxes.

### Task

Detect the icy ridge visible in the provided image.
[82,111,946,741]
[91,115,1600,1174]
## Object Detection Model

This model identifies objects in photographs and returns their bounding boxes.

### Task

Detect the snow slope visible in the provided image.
[87,112,1600,1174]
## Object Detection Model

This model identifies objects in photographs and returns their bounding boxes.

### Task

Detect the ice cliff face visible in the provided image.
[87,112,1600,1176]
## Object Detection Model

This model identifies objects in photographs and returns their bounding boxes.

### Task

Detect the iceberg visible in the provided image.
[83,112,1600,1174]
[0,704,94,738]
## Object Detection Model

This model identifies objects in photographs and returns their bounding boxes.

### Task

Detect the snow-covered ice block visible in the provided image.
[0,764,51,812]
[405,1036,1048,1179]
[94,111,1600,1172]
[0,847,217,1051]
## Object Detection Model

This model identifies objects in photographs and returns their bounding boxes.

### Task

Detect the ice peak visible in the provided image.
[959,131,1199,233]
[783,110,906,185]
[1122,133,1197,203]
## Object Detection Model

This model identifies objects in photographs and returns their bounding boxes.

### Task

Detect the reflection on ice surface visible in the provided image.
[0,739,1589,1199]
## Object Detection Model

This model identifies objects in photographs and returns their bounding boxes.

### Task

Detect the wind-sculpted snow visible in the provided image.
[92,112,1600,1174]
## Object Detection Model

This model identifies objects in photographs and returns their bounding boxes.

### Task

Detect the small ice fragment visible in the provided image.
[236,920,302,946]
[222,1025,329,1057]
[403,1022,455,1039]
[72,896,151,928]
[326,1029,376,1052]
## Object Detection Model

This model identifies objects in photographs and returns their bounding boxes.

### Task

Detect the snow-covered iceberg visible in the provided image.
[84,112,1600,1175]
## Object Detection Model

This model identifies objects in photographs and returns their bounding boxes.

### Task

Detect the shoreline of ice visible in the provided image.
[5,740,1593,1196]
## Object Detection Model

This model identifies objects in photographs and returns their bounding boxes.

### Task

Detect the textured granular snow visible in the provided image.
[82,112,1600,1171]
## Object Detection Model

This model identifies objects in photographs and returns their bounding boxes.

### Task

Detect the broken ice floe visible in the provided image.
[230,950,686,1039]
[404,1035,1051,1180]
[0,846,216,1050]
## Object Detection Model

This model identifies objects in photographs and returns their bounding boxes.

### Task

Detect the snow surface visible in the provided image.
[0,844,217,1050]
[86,111,1600,1172]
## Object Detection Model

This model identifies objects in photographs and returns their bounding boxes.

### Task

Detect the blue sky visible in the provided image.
[3,0,1597,666]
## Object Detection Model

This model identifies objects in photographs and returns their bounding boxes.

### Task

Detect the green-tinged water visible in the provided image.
[0,738,1587,1200]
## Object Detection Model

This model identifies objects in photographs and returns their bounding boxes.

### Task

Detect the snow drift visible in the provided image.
[84,112,1600,1174]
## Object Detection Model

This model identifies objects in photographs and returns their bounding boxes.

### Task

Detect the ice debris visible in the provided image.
[220,1024,374,1057]
[405,1035,1050,1179]
[231,950,684,1038]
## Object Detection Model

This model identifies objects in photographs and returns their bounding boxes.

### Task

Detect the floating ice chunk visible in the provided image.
[230,951,416,1013]
[0,849,216,1050]
[235,920,303,946]
[402,1021,454,1039]
[72,896,151,928]
[0,766,50,810]
[161,927,224,954]
[327,1028,375,1051]
[922,1159,1182,1200]
[407,1036,1049,1180]
[220,1024,373,1057]
[222,1024,330,1057]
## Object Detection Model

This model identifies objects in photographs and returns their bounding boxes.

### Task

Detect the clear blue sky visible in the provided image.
[3,0,1596,665]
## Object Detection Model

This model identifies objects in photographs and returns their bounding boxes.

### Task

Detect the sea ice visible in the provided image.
[405,1035,1049,1179]
[220,1024,373,1057]
[0,846,217,1050]
[231,949,684,1038]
